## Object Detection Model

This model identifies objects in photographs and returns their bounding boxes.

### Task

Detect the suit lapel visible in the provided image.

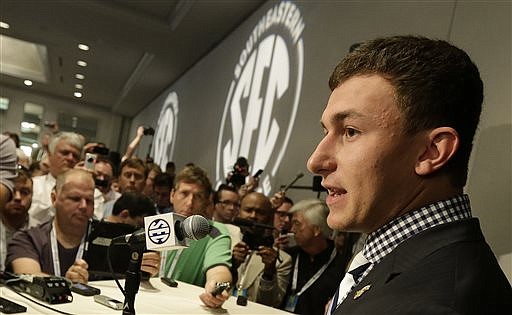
[336,219,483,311]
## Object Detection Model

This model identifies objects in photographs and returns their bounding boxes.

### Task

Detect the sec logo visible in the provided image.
[151,91,179,169]
[216,1,305,195]
[148,219,171,245]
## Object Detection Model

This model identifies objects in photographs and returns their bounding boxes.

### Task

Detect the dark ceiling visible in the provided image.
[0,0,265,117]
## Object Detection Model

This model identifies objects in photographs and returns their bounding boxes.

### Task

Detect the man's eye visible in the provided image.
[345,127,359,138]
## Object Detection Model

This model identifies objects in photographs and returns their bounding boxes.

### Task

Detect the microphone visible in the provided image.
[282,172,304,192]
[231,217,275,230]
[112,213,211,251]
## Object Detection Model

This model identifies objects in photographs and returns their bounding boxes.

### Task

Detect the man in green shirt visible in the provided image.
[161,165,232,309]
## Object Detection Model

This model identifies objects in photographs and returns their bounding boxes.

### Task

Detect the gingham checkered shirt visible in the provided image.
[357,194,472,284]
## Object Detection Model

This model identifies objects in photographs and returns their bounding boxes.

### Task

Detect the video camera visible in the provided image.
[242,232,274,250]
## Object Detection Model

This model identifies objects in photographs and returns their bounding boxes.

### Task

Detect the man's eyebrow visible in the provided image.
[320,110,365,129]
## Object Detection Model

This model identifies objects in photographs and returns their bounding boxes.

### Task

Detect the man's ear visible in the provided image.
[119,209,130,219]
[170,188,176,204]
[313,225,322,237]
[51,190,57,206]
[415,127,459,176]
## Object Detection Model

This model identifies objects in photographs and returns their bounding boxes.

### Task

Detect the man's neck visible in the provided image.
[1,214,27,231]
[54,219,84,248]
[302,237,329,259]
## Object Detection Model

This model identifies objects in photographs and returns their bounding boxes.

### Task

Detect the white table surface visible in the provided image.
[0,279,292,314]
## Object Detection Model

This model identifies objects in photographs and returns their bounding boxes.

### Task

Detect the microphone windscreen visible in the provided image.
[182,215,211,240]
[297,172,304,178]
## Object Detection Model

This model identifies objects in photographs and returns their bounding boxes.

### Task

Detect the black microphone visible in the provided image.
[282,172,304,192]
[231,217,275,230]
[112,214,211,247]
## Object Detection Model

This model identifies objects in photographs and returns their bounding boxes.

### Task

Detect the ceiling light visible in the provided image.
[78,44,89,51]
[77,60,87,67]
[75,73,85,80]
[0,22,9,29]
[24,80,33,86]
[74,92,83,98]
[75,84,83,89]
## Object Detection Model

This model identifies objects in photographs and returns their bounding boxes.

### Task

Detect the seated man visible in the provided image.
[7,169,95,283]
[160,165,232,309]
[28,132,84,227]
[152,173,173,214]
[6,170,158,283]
[281,199,351,315]
[89,191,161,278]
[0,134,17,212]
[212,184,243,249]
[1,169,33,271]
[231,192,292,308]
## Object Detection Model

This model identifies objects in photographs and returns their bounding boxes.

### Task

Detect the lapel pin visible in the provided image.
[353,284,371,300]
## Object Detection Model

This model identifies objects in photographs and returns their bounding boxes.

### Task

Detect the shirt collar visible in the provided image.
[363,194,472,264]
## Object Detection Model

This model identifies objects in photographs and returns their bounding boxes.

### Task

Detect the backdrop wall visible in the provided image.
[130,0,511,279]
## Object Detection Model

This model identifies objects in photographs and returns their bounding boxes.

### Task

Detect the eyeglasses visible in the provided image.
[275,211,293,219]
[218,200,240,208]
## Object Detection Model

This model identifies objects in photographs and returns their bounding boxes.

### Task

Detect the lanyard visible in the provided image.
[163,249,184,278]
[237,251,256,289]
[50,222,85,276]
[0,221,6,271]
[291,247,337,296]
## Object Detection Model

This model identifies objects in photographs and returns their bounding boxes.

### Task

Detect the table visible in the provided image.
[0,279,292,314]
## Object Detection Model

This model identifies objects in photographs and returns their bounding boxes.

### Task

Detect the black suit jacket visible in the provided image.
[334,219,511,314]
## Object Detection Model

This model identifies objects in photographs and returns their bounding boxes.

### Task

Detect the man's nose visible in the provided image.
[78,197,88,208]
[13,190,22,201]
[307,137,336,175]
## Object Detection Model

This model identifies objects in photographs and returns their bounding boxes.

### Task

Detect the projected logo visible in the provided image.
[147,219,171,245]
[151,92,179,169]
[216,1,305,195]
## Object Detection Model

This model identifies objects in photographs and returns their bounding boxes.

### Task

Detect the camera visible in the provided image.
[242,232,274,250]
[143,126,155,136]
[85,153,97,171]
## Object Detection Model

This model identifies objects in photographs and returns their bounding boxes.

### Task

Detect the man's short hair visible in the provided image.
[112,192,156,218]
[48,132,84,154]
[174,165,212,197]
[119,158,147,178]
[289,199,332,238]
[213,184,238,204]
[15,168,32,185]
[153,173,173,188]
[55,169,94,193]
[329,35,483,187]
[145,162,162,175]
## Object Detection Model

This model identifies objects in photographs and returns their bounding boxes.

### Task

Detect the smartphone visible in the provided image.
[161,277,178,287]
[253,169,263,178]
[0,297,27,314]
[84,153,97,171]
[94,295,123,310]
[70,282,101,296]
[211,282,230,296]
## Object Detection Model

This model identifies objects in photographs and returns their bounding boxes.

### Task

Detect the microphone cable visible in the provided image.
[1,282,75,315]
[107,242,126,296]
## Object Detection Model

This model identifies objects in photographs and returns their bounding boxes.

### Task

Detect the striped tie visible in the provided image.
[329,251,371,314]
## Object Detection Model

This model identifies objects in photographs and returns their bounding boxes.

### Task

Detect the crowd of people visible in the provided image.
[1,35,510,314]
[0,122,356,312]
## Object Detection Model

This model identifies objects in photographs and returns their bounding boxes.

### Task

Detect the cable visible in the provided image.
[107,242,126,296]
[2,284,75,315]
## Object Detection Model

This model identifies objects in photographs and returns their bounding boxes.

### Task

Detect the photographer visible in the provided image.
[121,126,154,163]
[231,192,292,308]
[226,157,261,199]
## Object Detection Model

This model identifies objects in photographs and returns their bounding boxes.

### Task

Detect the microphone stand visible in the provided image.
[122,243,145,315]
